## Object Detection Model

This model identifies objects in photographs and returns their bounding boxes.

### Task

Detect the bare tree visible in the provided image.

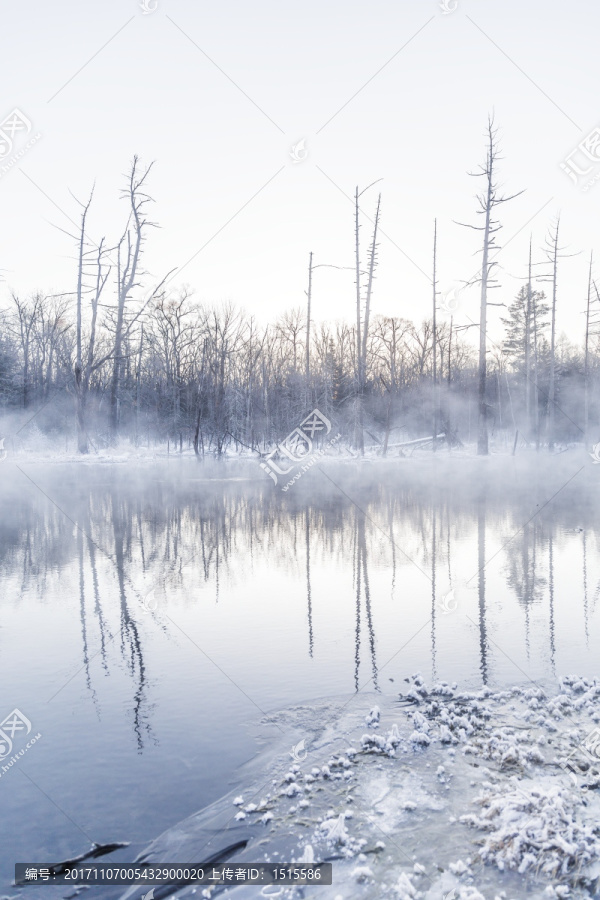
[361,194,381,380]
[305,251,313,395]
[586,264,600,447]
[108,157,156,441]
[74,189,98,452]
[10,293,42,408]
[584,253,593,448]
[353,185,381,455]
[536,214,578,449]
[432,220,438,449]
[68,183,115,453]
[373,315,413,454]
[35,295,72,399]
[458,115,523,454]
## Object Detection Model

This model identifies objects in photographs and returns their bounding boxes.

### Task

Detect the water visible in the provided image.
[1,453,599,889]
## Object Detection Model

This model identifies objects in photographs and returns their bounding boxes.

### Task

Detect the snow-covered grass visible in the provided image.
[188,673,600,898]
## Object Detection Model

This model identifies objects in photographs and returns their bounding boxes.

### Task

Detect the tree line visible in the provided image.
[1,121,600,457]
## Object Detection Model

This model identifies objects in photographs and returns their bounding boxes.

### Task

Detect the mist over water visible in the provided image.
[0,454,598,888]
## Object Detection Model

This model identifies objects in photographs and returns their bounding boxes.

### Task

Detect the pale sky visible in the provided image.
[1,0,599,344]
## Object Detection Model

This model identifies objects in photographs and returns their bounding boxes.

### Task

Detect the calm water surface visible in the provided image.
[1,455,599,887]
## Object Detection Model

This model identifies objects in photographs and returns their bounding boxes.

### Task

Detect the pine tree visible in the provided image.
[502,285,550,440]
[501,285,549,374]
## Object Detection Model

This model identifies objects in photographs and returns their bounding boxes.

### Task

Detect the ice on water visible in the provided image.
[23,673,599,900]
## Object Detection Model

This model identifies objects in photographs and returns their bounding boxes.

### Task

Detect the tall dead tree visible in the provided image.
[305,251,313,401]
[67,177,167,454]
[584,253,593,447]
[109,157,156,441]
[525,236,532,430]
[536,215,578,449]
[74,189,93,453]
[354,186,363,454]
[68,187,114,453]
[547,218,559,450]
[432,219,438,450]
[361,194,381,372]
[586,267,600,448]
[458,116,523,455]
[532,287,540,450]
[353,182,381,455]
[447,315,453,388]
[135,323,144,445]
[503,238,551,444]
[80,239,112,452]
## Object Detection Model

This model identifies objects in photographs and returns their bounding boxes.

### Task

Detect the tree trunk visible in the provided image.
[478,182,492,456]
[305,251,312,406]
[584,252,592,448]
[525,236,532,435]
[432,219,438,451]
[547,219,559,450]
[354,186,364,455]
[75,193,92,453]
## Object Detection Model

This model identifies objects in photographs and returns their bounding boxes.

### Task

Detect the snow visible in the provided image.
[319,813,349,844]
[213,672,600,898]
[366,706,381,727]
[8,674,600,900]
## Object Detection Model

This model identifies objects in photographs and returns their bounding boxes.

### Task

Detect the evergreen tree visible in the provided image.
[501,286,549,375]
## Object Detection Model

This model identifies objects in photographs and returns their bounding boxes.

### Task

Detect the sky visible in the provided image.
[1,0,599,344]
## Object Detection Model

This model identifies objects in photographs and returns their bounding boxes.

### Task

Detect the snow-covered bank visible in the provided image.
[198,674,600,899]
[14,676,600,900]
[0,422,591,467]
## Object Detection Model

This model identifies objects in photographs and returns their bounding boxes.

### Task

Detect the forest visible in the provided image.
[1,120,599,458]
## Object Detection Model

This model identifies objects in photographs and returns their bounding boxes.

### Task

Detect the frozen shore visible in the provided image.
[0,423,590,467]
[13,675,600,900]
[182,673,600,899]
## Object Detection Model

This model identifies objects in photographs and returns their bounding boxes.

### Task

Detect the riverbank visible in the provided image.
[30,674,600,900]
